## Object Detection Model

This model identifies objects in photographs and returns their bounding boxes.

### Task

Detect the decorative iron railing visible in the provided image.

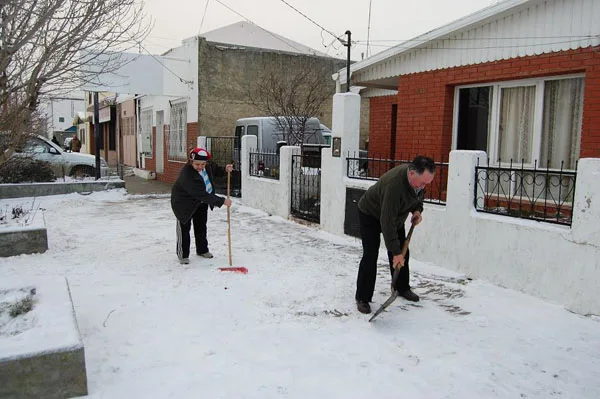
[475,159,577,226]
[291,153,321,222]
[206,136,241,196]
[249,150,280,180]
[346,152,449,206]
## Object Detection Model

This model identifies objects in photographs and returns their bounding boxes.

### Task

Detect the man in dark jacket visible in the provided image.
[355,155,436,314]
[171,147,232,264]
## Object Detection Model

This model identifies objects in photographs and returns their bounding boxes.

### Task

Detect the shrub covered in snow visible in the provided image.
[0,157,56,183]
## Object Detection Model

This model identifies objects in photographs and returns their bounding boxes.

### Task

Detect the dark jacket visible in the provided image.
[358,164,424,256]
[171,163,225,223]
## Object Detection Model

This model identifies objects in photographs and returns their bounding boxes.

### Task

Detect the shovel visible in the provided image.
[218,170,248,274]
[369,223,416,322]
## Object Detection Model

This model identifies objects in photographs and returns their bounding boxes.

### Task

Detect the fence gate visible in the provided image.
[206,136,241,197]
[291,153,321,223]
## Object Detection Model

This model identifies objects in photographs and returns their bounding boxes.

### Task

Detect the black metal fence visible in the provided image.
[249,150,280,180]
[291,153,321,223]
[346,152,449,206]
[206,136,241,197]
[475,159,577,226]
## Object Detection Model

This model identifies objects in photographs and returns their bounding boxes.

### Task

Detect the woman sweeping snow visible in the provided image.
[171,147,232,264]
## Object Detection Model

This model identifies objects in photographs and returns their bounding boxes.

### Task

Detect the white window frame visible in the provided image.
[140,108,153,157]
[168,101,188,162]
[452,73,585,170]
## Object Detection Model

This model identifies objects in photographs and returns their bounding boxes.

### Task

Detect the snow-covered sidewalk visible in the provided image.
[1,190,599,398]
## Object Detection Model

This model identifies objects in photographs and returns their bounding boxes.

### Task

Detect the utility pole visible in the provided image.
[342,30,352,92]
[93,91,101,179]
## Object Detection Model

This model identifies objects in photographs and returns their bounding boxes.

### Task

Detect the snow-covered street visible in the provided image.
[1,190,599,398]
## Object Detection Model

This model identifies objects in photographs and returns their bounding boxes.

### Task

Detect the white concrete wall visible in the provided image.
[137,37,199,169]
[409,152,600,315]
[321,93,363,234]
[240,135,299,219]
[139,36,198,126]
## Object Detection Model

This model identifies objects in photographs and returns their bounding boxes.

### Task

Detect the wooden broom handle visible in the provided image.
[227,171,232,267]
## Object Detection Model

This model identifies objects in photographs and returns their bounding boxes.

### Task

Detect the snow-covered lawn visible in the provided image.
[1,190,599,398]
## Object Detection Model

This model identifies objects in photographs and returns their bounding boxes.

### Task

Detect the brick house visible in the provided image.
[335,0,600,167]
[138,22,346,184]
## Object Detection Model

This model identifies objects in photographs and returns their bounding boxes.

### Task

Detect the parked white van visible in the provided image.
[234,116,331,151]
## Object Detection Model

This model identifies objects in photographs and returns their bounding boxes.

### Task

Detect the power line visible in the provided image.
[213,0,316,55]
[277,0,339,41]
[112,21,193,86]
[198,0,210,35]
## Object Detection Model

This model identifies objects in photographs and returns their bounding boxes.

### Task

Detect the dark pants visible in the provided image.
[355,210,410,302]
[176,204,209,259]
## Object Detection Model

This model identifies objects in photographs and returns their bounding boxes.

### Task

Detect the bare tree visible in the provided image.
[248,57,337,147]
[0,0,151,159]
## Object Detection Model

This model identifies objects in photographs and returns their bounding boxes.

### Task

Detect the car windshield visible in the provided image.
[23,138,51,153]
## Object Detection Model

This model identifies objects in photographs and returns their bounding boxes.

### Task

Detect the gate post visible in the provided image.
[321,92,361,235]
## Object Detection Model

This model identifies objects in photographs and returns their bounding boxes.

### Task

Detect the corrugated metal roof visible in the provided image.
[338,0,600,85]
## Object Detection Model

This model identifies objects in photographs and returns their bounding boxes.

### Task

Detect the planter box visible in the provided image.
[0,211,48,258]
[0,277,88,399]
[0,179,125,199]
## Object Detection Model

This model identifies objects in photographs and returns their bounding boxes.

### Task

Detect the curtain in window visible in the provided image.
[498,86,536,163]
[541,78,584,170]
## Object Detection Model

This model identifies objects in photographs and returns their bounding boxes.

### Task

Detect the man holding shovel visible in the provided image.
[355,156,436,314]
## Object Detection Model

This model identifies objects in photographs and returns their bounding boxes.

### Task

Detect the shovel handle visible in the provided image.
[393,223,415,270]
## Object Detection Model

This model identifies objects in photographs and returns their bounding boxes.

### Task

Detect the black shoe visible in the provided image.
[356,300,371,314]
[399,289,420,302]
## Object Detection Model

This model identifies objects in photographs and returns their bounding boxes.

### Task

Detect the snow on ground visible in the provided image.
[1,190,599,398]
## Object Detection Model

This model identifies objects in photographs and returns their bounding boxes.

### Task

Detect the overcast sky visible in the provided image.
[141,0,501,60]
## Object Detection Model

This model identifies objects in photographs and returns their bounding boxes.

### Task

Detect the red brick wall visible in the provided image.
[369,46,600,161]
[155,122,199,184]
[368,95,397,158]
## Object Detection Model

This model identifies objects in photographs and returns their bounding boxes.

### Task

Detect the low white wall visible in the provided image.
[238,91,600,315]
[240,135,299,219]
[410,152,600,315]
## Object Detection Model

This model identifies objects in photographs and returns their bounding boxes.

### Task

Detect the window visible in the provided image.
[58,117,65,123]
[456,87,491,151]
[23,138,50,154]
[234,125,245,152]
[80,128,86,144]
[458,76,584,204]
[247,125,258,136]
[168,102,187,161]
[140,109,153,156]
[455,76,584,170]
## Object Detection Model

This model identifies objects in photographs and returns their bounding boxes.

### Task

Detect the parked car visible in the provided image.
[10,134,109,178]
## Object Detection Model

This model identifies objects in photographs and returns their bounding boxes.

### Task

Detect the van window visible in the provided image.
[247,125,258,137]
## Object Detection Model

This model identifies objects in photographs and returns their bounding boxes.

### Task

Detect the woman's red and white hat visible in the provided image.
[190,147,211,161]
